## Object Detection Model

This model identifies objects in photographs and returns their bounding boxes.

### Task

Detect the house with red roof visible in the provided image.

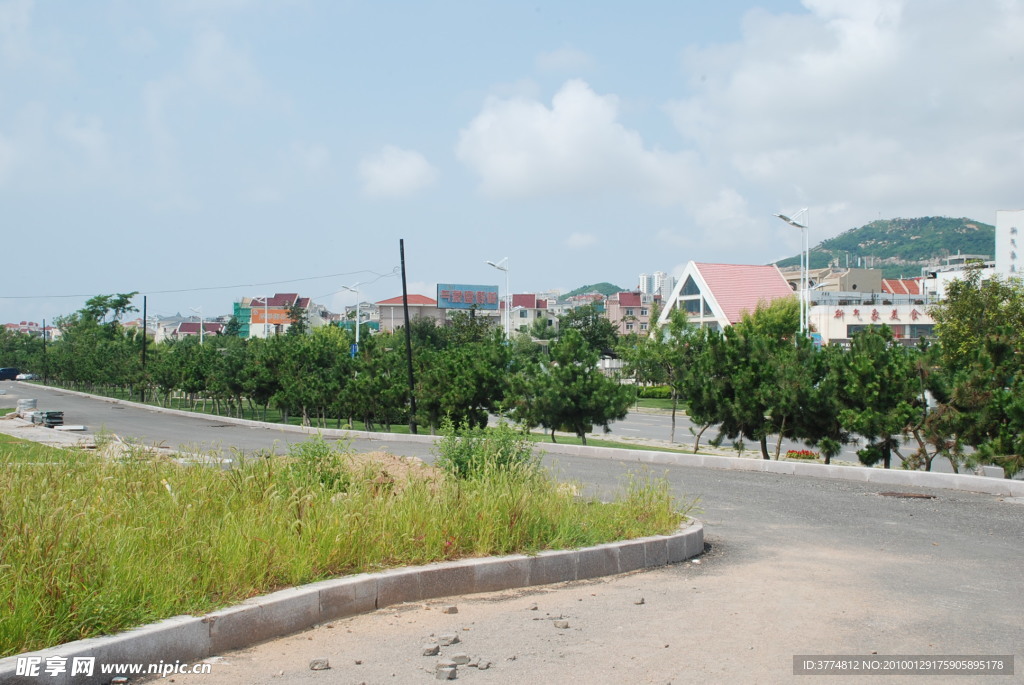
[658,262,795,330]
[376,294,444,333]
[507,293,556,335]
[233,293,333,338]
[169,321,225,340]
[604,291,658,335]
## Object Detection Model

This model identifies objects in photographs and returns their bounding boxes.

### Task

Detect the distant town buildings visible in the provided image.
[6,212,1020,347]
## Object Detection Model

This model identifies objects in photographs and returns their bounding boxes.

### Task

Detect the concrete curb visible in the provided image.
[0,521,703,685]
[534,442,1024,498]
[17,384,1024,496]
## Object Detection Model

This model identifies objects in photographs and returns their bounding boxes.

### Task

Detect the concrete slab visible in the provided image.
[314,575,378,620]
[529,549,579,586]
[376,567,424,608]
[471,555,532,593]
[576,544,619,580]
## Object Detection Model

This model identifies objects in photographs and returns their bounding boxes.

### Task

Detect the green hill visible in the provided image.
[562,282,625,299]
[774,216,994,279]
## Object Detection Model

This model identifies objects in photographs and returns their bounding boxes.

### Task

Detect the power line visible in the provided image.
[0,268,401,300]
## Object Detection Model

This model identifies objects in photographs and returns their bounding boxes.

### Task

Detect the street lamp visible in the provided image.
[341,283,363,357]
[486,257,510,338]
[774,209,810,336]
[190,306,204,344]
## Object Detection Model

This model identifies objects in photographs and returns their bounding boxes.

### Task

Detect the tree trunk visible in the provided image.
[692,423,710,454]
[760,434,770,460]
[670,392,678,444]
[550,428,558,443]
[774,416,787,459]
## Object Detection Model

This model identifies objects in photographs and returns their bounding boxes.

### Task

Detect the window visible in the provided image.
[625,308,634,316]
[519,310,528,318]
[640,309,648,316]
[625,323,635,331]
[681,276,700,296]
[640,323,648,331]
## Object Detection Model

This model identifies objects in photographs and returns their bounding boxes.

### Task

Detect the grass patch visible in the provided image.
[0,433,690,658]
[523,432,692,454]
[0,436,74,463]
[632,398,684,411]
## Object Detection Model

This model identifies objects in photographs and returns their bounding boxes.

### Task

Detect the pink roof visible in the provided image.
[881,278,922,295]
[377,294,437,306]
[695,263,794,324]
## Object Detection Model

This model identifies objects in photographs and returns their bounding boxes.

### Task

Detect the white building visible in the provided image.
[639,271,677,301]
[996,209,1023,278]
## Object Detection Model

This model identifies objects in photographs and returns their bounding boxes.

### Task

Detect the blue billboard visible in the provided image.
[437,284,500,310]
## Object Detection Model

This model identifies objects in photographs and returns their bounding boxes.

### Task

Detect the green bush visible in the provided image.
[433,419,538,479]
[638,385,673,399]
[277,434,351,493]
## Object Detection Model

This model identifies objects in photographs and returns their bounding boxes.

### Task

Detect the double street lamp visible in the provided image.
[774,209,810,336]
[486,257,510,338]
[341,283,363,356]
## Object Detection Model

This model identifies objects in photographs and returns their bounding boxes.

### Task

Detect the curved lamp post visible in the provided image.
[774,209,810,336]
[486,257,510,338]
[341,283,363,356]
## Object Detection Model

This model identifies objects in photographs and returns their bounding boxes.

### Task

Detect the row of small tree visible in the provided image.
[622,268,1024,477]
[3,269,1021,475]
[0,298,631,444]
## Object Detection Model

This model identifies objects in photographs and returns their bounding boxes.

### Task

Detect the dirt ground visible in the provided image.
[154,540,954,685]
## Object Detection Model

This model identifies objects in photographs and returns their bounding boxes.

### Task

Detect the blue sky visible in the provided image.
[2,0,1022,324]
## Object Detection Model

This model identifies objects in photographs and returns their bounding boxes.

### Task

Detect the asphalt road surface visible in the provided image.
[3,382,1022,683]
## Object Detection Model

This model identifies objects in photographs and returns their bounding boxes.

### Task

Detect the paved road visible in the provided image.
[3,382,1022,682]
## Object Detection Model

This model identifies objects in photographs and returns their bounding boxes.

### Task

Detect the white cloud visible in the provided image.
[358,145,438,198]
[0,0,32,64]
[668,0,1024,239]
[565,232,597,249]
[289,142,330,174]
[57,114,109,170]
[456,79,698,204]
[535,46,594,73]
[0,133,14,184]
[187,27,262,102]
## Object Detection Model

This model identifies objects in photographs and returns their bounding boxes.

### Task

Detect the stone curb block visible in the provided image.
[0,521,703,685]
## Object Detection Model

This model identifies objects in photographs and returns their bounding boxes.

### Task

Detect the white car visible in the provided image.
[15,373,39,380]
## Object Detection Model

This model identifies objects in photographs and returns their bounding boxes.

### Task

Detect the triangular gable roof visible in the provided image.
[659,262,794,326]
[377,294,437,306]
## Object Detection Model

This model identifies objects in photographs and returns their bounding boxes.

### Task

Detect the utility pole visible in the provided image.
[400,239,417,434]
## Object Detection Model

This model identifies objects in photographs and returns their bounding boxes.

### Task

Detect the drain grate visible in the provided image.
[879,492,936,499]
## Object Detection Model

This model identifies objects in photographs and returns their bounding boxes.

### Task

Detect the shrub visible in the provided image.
[785,449,819,460]
[433,419,538,479]
[638,385,673,399]
[278,434,352,493]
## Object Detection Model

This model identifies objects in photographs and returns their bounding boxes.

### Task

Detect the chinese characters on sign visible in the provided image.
[436,284,500,310]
